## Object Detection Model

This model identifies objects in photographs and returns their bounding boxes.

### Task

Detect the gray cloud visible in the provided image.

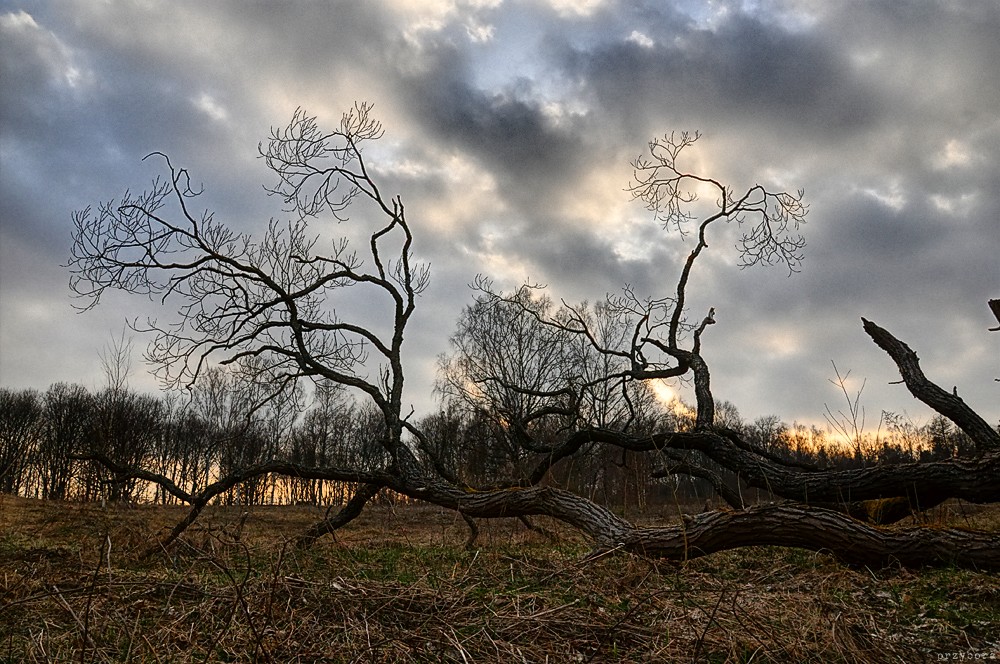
[560,15,881,140]
[1,0,996,427]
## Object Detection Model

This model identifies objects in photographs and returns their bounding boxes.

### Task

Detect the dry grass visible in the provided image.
[1,495,998,663]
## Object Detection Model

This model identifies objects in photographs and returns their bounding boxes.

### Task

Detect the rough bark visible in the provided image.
[623,504,1000,570]
[669,432,1000,506]
[558,430,1000,509]
[446,487,1000,571]
[510,419,997,526]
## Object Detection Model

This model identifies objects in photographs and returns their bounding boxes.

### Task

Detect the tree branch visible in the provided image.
[863,318,1000,450]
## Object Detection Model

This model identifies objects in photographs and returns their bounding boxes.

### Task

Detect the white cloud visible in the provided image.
[465,19,496,42]
[388,0,502,46]
[1,9,91,91]
[856,181,906,212]
[0,9,38,31]
[193,92,229,122]
[547,0,606,18]
[626,30,654,48]
[929,192,977,216]
[933,138,973,170]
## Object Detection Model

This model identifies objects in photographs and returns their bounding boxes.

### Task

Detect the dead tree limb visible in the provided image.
[652,451,746,510]
[447,487,999,570]
[295,483,381,549]
[77,448,1000,570]
[461,514,480,550]
[72,452,393,556]
[863,318,999,450]
[567,429,1000,507]
[621,504,1000,570]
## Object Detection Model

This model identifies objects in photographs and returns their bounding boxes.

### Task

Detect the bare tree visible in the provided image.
[0,389,43,495]
[90,387,162,503]
[437,289,666,506]
[436,285,575,480]
[68,105,999,569]
[37,383,93,500]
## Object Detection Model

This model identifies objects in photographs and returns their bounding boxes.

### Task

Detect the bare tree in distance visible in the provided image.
[37,383,93,500]
[0,389,43,495]
[68,103,999,569]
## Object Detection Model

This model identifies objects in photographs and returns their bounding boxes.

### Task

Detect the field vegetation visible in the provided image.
[2,495,997,663]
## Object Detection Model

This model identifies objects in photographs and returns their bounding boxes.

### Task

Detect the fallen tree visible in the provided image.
[69,104,999,569]
[74,446,1000,570]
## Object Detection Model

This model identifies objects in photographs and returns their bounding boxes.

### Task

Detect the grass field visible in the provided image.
[1,495,998,663]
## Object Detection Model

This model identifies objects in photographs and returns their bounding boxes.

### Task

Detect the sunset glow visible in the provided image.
[648,379,676,407]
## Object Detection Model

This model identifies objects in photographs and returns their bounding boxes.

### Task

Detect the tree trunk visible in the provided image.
[77,451,1000,571]
[296,483,380,549]
[441,486,1000,570]
[624,504,1000,570]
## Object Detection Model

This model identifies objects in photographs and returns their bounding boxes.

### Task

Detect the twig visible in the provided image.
[51,585,96,650]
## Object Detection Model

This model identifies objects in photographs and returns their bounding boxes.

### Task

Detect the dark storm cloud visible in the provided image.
[511,223,630,288]
[554,10,881,141]
[399,57,591,211]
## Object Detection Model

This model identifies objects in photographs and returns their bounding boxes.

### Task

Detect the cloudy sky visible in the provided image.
[1,0,997,431]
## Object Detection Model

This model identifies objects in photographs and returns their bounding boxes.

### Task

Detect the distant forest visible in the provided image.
[0,367,979,509]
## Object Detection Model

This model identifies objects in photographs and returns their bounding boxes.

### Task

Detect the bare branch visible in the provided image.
[863,318,1000,450]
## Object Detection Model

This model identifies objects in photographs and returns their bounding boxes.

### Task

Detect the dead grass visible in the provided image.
[1,495,998,663]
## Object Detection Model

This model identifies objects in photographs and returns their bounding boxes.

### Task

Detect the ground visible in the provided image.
[1,495,998,663]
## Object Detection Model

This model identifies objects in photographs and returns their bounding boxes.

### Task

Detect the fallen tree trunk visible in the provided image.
[75,452,1000,571]
[74,312,1000,568]
[552,429,1000,512]
[434,484,1000,570]
[668,432,1000,507]
[621,504,1000,570]
[501,417,997,525]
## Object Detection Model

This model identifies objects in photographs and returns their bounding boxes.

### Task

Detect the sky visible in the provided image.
[1,0,998,432]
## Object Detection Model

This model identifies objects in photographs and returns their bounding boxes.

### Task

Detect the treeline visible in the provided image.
[0,373,978,509]
[0,372,387,506]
